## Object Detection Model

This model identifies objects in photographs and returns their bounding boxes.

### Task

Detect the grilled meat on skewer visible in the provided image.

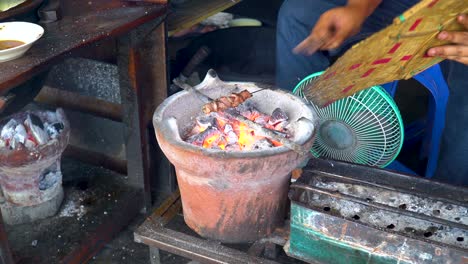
[202,90,252,114]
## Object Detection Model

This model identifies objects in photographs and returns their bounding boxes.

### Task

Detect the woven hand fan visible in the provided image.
[305,0,468,108]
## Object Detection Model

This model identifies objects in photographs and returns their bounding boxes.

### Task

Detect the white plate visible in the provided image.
[0,21,44,63]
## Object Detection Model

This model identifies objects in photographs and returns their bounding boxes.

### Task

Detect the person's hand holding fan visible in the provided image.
[428,14,468,65]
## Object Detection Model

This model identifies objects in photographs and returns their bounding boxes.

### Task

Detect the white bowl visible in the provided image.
[0,21,44,63]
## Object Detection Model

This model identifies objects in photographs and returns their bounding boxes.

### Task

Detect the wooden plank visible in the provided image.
[117,17,168,211]
[63,145,127,175]
[167,0,241,36]
[35,86,123,122]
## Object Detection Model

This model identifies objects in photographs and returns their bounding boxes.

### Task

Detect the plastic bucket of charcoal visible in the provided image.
[153,70,318,243]
[0,108,69,224]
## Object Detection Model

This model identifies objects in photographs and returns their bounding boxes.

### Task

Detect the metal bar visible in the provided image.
[35,86,123,122]
[305,158,468,204]
[135,227,280,264]
[64,145,127,175]
[117,17,167,210]
[0,211,14,264]
[291,183,468,231]
[60,189,143,264]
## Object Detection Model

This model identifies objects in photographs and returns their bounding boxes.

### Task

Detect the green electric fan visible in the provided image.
[294,71,404,168]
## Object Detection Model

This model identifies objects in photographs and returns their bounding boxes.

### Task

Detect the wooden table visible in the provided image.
[0,1,169,263]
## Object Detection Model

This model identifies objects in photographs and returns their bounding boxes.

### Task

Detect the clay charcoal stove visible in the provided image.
[153,70,318,243]
[0,109,69,225]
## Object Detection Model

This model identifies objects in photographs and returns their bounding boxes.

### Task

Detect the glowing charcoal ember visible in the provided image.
[253,114,270,126]
[186,126,218,146]
[185,100,292,151]
[224,124,238,145]
[202,129,223,149]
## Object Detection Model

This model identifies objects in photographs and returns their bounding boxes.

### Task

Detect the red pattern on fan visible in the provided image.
[303,0,467,108]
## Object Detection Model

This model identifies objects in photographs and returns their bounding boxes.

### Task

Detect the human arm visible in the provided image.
[294,0,382,55]
[427,14,468,65]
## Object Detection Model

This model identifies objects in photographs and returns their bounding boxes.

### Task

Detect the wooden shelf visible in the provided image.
[167,0,242,36]
[0,1,166,95]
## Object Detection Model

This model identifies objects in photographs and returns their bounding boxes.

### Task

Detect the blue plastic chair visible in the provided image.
[383,64,449,178]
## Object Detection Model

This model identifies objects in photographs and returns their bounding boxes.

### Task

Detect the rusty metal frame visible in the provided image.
[134,190,289,264]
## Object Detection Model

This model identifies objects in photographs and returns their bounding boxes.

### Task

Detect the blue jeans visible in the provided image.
[277,0,468,186]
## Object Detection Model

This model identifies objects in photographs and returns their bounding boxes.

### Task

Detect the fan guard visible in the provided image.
[294,71,404,167]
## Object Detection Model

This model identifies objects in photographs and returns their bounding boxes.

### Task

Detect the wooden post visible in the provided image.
[117,17,169,211]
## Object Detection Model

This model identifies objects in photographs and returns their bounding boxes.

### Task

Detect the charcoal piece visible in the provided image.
[254,115,270,126]
[224,124,238,145]
[25,114,48,145]
[196,115,216,130]
[272,120,289,131]
[13,124,27,144]
[1,119,17,140]
[45,122,64,139]
[186,127,218,146]
[252,139,273,150]
[9,137,18,150]
[29,114,44,129]
[24,139,36,149]
[269,108,288,125]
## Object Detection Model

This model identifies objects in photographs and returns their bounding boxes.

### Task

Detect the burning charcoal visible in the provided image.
[45,122,64,139]
[196,115,216,130]
[269,108,288,125]
[254,115,270,126]
[13,124,27,144]
[25,114,48,145]
[186,127,218,146]
[224,124,238,145]
[251,139,273,150]
[273,121,289,131]
[1,119,17,140]
[39,171,60,190]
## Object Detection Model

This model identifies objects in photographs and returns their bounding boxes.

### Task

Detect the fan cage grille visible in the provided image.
[294,71,404,168]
